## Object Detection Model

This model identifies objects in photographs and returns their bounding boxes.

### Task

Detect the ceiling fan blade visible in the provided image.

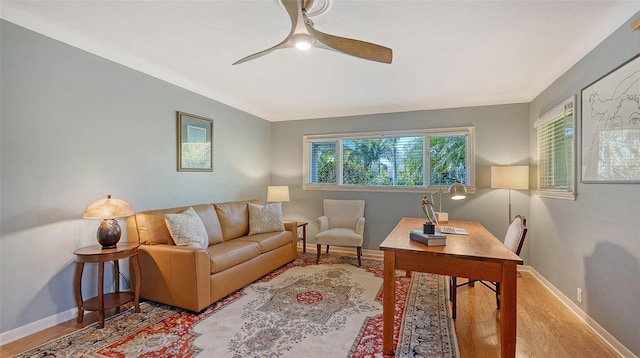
[308,26,393,64]
[281,0,300,29]
[232,40,292,65]
[233,0,301,65]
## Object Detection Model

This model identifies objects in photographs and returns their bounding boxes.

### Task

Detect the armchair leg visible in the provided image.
[316,244,321,264]
[326,245,330,254]
[356,247,362,267]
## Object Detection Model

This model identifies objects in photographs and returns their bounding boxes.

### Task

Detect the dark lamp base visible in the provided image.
[423,221,435,235]
[97,218,122,249]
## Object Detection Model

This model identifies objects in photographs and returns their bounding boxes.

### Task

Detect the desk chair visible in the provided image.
[315,199,365,266]
[450,215,528,319]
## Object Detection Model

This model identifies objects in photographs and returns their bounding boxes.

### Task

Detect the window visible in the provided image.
[303,127,475,192]
[534,97,576,200]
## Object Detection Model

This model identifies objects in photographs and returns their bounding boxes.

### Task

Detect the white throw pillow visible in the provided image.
[248,202,285,235]
[164,207,208,249]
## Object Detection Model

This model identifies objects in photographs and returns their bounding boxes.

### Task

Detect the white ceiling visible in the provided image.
[2,1,639,121]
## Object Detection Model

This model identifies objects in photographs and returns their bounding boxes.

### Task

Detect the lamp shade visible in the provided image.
[83,195,134,219]
[448,183,467,200]
[491,166,529,190]
[267,186,290,202]
[83,195,133,249]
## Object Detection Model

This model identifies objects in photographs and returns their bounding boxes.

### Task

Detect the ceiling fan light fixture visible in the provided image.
[293,34,313,51]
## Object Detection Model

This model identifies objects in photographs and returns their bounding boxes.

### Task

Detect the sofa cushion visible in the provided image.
[134,204,223,245]
[164,207,208,249]
[135,206,189,245]
[207,241,261,274]
[192,204,224,245]
[213,200,259,241]
[235,231,292,253]
[248,202,285,235]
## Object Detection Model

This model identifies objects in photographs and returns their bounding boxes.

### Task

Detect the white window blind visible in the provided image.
[302,127,475,193]
[534,96,576,200]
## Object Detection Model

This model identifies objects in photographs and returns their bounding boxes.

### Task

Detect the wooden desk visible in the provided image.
[73,243,141,328]
[380,218,523,358]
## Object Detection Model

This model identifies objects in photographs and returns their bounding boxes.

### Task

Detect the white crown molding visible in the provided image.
[0,4,268,121]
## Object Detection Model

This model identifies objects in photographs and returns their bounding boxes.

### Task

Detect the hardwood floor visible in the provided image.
[454,271,619,357]
[1,271,620,357]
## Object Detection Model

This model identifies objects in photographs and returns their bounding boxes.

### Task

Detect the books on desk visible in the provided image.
[409,230,447,246]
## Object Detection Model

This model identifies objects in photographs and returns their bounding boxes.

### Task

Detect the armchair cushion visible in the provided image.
[164,207,208,249]
[315,228,363,247]
[248,202,285,235]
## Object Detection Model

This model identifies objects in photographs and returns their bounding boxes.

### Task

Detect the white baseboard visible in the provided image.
[0,307,77,346]
[299,242,383,260]
[520,266,635,358]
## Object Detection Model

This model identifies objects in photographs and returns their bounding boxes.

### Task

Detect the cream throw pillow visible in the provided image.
[248,202,285,235]
[164,207,208,249]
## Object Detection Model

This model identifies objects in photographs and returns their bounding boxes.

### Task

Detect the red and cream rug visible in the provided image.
[14,254,458,358]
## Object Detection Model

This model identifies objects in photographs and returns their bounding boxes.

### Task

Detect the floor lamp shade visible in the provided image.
[491,166,529,190]
[267,186,290,202]
[83,195,134,249]
[491,166,529,223]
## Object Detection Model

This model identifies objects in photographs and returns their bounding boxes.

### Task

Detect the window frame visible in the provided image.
[534,96,577,200]
[302,127,476,193]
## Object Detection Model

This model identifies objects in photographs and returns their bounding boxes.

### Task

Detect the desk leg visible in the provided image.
[74,262,84,323]
[500,262,518,358]
[383,251,396,355]
[98,262,105,328]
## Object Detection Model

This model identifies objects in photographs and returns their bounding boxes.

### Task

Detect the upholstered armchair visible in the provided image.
[315,199,365,266]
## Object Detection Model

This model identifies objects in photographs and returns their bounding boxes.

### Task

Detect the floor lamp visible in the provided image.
[491,166,529,224]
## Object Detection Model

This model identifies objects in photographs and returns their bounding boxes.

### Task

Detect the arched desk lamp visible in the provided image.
[422,183,467,233]
[434,182,467,223]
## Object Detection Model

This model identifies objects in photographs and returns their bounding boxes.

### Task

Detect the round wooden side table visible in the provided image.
[73,242,141,328]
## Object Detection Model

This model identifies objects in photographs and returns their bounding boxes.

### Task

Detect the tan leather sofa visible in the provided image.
[125,200,297,312]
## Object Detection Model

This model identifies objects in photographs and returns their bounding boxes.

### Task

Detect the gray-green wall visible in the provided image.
[271,104,531,256]
[1,20,272,334]
[528,12,640,355]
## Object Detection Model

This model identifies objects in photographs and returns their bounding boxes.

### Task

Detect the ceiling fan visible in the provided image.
[233,0,393,65]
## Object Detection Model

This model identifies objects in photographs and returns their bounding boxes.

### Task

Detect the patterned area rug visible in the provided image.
[13,253,458,358]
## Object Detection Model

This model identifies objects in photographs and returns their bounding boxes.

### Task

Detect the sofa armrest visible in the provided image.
[317,216,329,232]
[356,217,366,235]
[136,244,210,312]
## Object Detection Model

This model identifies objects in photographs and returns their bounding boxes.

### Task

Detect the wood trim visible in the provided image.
[632,17,640,31]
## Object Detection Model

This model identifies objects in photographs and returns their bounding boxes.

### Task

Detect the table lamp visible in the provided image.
[435,179,467,223]
[267,186,290,203]
[491,165,529,224]
[83,195,134,249]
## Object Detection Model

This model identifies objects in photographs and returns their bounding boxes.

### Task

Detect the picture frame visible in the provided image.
[580,54,640,183]
[177,111,213,172]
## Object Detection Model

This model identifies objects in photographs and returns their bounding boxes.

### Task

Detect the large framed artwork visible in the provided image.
[177,111,213,172]
[580,54,640,183]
